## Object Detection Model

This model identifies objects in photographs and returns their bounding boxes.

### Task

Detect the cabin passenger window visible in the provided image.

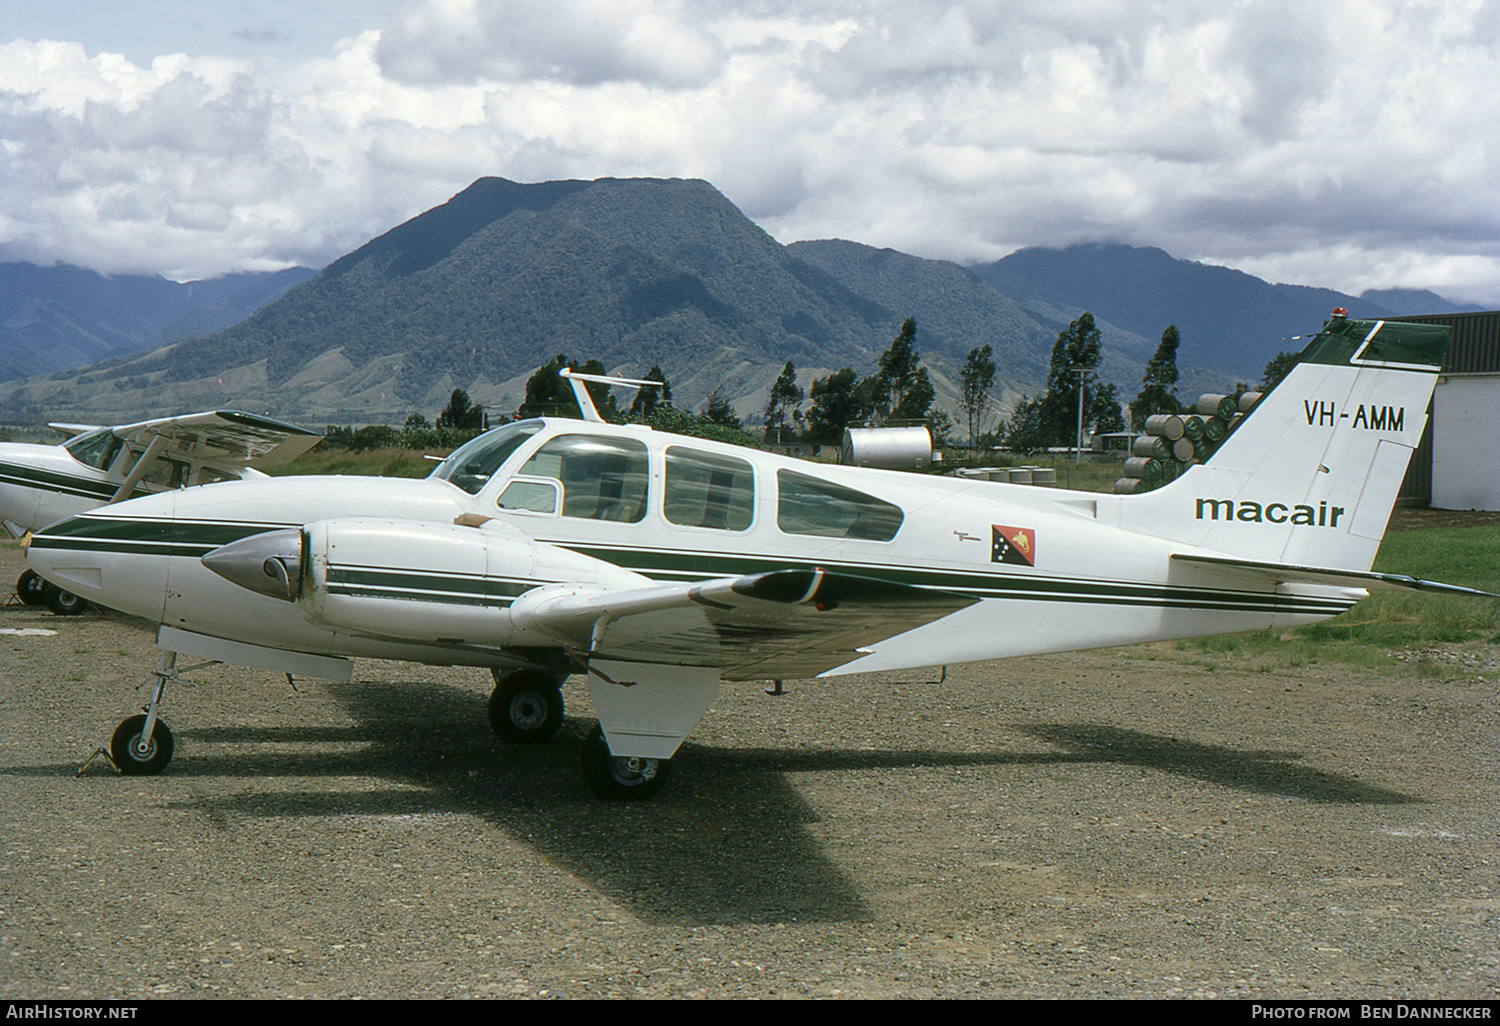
[776,470,904,541]
[518,435,649,523]
[663,447,754,531]
[430,422,543,495]
[63,430,123,472]
[137,454,187,489]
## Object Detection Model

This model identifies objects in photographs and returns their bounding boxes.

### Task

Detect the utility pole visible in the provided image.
[1067,365,1092,463]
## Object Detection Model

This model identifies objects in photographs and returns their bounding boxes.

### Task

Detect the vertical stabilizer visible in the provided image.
[1119,312,1450,571]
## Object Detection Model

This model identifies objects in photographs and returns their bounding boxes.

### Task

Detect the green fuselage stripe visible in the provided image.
[0,461,152,504]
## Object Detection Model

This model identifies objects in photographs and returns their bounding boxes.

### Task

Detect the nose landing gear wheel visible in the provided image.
[110,714,174,775]
[580,724,669,801]
[16,570,46,605]
[487,669,564,744]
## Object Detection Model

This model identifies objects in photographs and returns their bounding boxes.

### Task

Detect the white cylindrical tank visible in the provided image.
[840,426,933,470]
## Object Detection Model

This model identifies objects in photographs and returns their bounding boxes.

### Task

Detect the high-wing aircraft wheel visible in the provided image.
[580,724,669,801]
[110,714,174,775]
[487,670,564,744]
[41,583,88,616]
[16,570,46,605]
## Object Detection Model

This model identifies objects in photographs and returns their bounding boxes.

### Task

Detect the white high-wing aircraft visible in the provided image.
[1,410,322,613]
[23,314,1498,800]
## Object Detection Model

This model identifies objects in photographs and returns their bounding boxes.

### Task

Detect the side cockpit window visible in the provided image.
[664,447,754,531]
[63,430,123,472]
[517,435,650,523]
[430,422,543,495]
[776,469,904,541]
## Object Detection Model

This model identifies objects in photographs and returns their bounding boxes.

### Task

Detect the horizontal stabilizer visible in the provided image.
[514,568,978,680]
[1171,553,1500,599]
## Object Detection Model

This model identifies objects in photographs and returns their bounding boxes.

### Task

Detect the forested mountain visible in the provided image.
[786,239,1159,396]
[0,177,1481,428]
[0,178,1081,425]
[0,263,316,383]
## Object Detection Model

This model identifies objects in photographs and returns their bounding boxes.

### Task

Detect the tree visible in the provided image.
[518,356,574,418]
[1261,351,1299,390]
[806,367,872,444]
[1130,324,1182,429]
[959,344,997,445]
[1003,394,1047,454]
[518,355,620,421]
[1090,382,1126,435]
[1004,312,1122,449]
[437,388,483,430]
[763,361,803,443]
[702,386,742,430]
[628,365,672,419]
[872,318,930,423]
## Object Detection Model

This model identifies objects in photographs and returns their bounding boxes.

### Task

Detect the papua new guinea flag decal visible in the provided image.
[991,525,1036,566]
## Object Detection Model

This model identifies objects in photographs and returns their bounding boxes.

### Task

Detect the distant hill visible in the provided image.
[0,179,1484,429]
[0,263,316,383]
[787,240,1158,396]
[973,244,1486,378]
[975,244,1374,375]
[1357,287,1483,315]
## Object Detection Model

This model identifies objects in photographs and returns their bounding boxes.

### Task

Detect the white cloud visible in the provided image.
[376,0,725,88]
[0,0,1497,303]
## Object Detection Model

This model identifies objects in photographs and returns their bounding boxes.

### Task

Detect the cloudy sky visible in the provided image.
[3,0,1498,305]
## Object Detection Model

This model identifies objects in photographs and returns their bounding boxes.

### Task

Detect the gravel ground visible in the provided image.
[1,544,1497,1000]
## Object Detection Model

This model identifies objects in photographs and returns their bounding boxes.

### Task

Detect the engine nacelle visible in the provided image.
[201,517,651,648]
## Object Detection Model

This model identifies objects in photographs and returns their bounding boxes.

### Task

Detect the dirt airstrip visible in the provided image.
[1,544,1497,999]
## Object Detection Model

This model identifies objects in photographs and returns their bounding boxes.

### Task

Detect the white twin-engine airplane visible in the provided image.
[23,313,1497,799]
[1,410,322,614]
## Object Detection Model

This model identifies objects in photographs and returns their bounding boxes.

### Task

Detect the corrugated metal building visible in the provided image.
[1395,311,1500,510]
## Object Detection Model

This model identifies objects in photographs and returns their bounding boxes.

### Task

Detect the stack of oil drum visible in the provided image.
[1115,391,1262,493]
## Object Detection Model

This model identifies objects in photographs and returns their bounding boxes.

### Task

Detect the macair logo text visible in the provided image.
[1196,498,1345,527]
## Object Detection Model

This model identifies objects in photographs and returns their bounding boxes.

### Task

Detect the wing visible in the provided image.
[513,568,979,680]
[1171,553,1500,599]
[47,422,102,439]
[112,410,322,467]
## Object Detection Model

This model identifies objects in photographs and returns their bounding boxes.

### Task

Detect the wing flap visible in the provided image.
[1171,553,1500,599]
[513,569,978,680]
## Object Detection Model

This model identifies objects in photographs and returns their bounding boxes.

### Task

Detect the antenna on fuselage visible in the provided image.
[557,367,665,423]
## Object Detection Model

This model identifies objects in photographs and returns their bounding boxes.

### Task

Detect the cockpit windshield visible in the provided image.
[429,421,543,495]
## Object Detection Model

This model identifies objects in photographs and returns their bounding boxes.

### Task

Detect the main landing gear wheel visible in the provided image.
[16,570,46,605]
[110,714,174,775]
[487,669,564,744]
[41,582,88,616]
[580,724,669,801]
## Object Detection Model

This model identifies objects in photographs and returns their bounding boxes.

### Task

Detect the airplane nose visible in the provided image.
[201,528,304,601]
